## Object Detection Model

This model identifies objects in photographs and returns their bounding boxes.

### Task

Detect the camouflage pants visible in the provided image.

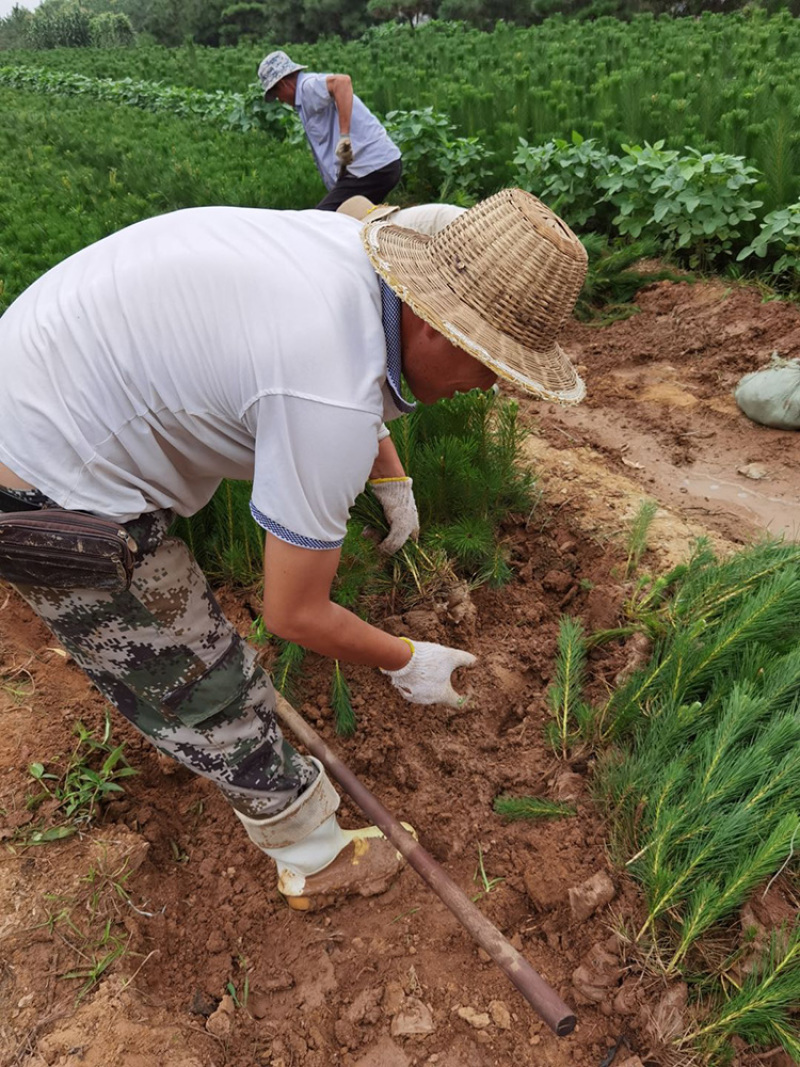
[10,507,316,818]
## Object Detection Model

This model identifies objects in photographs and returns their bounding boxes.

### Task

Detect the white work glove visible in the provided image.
[335,135,354,169]
[382,639,476,708]
[368,477,420,555]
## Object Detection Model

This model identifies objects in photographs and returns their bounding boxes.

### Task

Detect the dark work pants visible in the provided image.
[316,158,403,212]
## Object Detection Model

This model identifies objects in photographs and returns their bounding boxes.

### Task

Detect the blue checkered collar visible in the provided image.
[379,279,416,415]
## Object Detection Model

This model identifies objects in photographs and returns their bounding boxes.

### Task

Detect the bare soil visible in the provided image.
[1,278,798,1067]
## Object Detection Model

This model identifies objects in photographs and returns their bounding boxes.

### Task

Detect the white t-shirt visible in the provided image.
[0,207,393,548]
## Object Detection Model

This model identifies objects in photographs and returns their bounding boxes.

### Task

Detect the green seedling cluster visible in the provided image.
[25,710,137,842]
[574,540,800,1062]
[42,849,136,1002]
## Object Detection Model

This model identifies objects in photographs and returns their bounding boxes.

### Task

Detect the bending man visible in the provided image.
[0,190,586,911]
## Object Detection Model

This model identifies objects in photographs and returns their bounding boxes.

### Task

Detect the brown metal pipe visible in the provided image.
[275,693,577,1038]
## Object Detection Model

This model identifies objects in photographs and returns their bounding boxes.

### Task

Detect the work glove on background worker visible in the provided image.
[368,476,420,554]
[335,135,354,169]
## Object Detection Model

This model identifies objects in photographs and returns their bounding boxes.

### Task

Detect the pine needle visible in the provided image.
[331,661,356,738]
[494,795,576,820]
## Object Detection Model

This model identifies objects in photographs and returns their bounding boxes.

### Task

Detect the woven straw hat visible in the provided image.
[336,196,400,223]
[362,188,588,403]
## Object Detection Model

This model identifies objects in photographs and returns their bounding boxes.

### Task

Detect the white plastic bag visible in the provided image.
[735,353,800,430]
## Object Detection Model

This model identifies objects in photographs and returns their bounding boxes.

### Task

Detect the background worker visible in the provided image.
[0,190,587,911]
[258,50,402,211]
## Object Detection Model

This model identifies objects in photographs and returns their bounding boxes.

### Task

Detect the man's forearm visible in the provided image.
[327,74,354,135]
[265,598,412,671]
[369,434,406,480]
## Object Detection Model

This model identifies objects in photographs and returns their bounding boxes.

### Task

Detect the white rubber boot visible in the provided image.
[234,759,413,911]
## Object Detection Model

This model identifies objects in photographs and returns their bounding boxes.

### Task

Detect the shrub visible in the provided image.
[598,141,762,266]
[737,200,800,280]
[511,131,617,227]
[384,106,492,203]
[88,13,135,49]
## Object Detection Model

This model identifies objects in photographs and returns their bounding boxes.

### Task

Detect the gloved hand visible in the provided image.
[335,135,354,169]
[382,639,476,708]
[368,477,420,555]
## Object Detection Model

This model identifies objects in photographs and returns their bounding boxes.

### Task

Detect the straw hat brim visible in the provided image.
[336,196,400,223]
[362,221,586,404]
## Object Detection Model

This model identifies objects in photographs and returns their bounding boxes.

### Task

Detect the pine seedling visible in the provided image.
[331,661,356,737]
[683,923,800,1061]
[625,499,659,578]
[272,640,305,707]
[494,795,576,820]
[545,616,590,757]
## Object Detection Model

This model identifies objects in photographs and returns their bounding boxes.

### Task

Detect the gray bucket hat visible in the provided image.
[257,51,308,95]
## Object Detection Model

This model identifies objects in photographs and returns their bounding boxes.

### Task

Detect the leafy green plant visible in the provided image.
[226,955,252,1010]
[25,711,137,841]
[737,200,800,281]
[598,142,762,266]
[384,105,491,202]
[472,844,504,902]
[681,923,800,1063]
[512,131,617,227]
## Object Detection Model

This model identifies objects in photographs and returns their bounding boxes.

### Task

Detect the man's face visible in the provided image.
[265,77,295,105]
[401,305,498,405]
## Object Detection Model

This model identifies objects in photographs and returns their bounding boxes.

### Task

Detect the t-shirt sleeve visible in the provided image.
[297,73,333,116]
[249,394,379,550]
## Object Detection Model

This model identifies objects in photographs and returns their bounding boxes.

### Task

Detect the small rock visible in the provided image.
[204,931,226,954]
[391,997,435,1036]
[456,1006,490,1029]
[614,632,653,686]
[352,1035,411,1067]
[568,870,616,922]
[488,1000,511,1029]
[189,989,218,1017]
[246,993,271,1020]
[542,569,573,594]
[206,994,235,1037]
[646,982,688,1042]
[402,609,441,640]
[616,1058,645,1067]
[522,865,565,912]
[262,970,295,993]
[551,770,584,801]
[382,980,405,1016]
[613,978,642,1016]
[738,462,768,480]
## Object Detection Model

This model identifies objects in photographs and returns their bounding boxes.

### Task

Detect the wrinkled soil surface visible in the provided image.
[1,279,799,1067]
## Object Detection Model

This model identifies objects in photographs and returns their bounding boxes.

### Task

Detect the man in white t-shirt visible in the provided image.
[258,50,402,211]
[0,190,587,910]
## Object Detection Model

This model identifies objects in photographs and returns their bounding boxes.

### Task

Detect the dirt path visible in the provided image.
[1,278,797,1067]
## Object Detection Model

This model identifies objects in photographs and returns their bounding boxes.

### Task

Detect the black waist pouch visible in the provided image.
[0,509,138,591]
